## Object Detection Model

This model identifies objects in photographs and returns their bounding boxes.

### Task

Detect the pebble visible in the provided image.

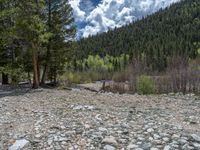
[142,142,152,150]
[127,144,138,149]
[150,148,159,150]
[104,145,116,150]
[163,137,170,142]
[163,145,172,150]
[147,128,154,133]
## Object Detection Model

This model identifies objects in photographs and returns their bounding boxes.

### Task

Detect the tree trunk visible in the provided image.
[28,72,31,84]
[32,42,39,89]
[41,47,50,85]
[37,62,40,83]
[2,73,9,84]
[41,0,51,85]
[53,67,57,85]
[41,64,48,85]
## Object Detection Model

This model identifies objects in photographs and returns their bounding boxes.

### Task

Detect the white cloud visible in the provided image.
[69,0,85,22]
[70,0,180,38]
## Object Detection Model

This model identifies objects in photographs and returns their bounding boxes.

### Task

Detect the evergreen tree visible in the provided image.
[41,0,75,84]
[14,0,50,88]
[0,0,18,84]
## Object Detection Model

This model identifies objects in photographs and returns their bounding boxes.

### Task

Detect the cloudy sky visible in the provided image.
[69,0,179,38]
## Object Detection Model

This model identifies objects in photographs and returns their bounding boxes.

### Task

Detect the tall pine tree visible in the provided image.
[41,0,75,84]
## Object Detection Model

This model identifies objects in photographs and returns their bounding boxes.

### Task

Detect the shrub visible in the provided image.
[59,72,81,85]
[67,72,81,84]
[112,70,129,82]
[136,75,157,95]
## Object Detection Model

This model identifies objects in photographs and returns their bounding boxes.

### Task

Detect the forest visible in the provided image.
[0,0,75,88]
[77,0,200,71]
[0,0,200,94]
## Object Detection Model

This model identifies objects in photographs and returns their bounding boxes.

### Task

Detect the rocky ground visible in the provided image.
[0,85,200,150]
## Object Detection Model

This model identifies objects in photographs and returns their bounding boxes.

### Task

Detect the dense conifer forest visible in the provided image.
[76,0,200,71]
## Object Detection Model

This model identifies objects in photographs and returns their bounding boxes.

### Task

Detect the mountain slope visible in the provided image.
[71,0,180,37]
[76,0,200,66]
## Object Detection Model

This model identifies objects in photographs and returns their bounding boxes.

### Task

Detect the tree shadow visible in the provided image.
[0,85,45,98]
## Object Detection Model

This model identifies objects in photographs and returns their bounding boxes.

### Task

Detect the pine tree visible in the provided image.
[14,0,50,88]
[41,0,75,84]
[0,0,17,84]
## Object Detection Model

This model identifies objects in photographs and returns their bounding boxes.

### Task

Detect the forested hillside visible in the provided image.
[77,0,200,71]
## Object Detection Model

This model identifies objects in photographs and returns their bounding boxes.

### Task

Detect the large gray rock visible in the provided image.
[9,139,29,150]
[191,134,200,142]
[193,143,200,149]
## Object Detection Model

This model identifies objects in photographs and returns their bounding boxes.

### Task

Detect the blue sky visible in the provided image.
[69,0,179,38]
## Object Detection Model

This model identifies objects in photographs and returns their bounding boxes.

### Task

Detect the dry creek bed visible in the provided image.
[0,85,200,150]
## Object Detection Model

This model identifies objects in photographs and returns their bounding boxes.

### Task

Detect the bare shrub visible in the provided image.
[108,56,200,94]
[154,57,200,94]
[103,81,130,94]
[128,58,148,93]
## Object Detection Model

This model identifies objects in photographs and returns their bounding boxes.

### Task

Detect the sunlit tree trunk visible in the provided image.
[41,47,50,84]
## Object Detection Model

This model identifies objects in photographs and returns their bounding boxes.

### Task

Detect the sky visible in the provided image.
[69,0,180,38]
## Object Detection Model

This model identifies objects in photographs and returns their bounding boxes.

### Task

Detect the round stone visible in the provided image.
[104,145,116,150]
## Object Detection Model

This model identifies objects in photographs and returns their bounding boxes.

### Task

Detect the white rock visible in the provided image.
[134,148,144,150]
[35,134,42,138]
[147,128,154,133]
[95,114,102,121]
[163,137,170,142]
[153,134,160,139]
[182,144,194,150]
[164,145,172,150]
[193,143,200,149]
[150,148,159,150]
[9,139,29,150]
[102,136,118,146]
[99,127,108,132]
[178,139,187,144]
[47,138,53,145]
[104,145,116,150]
[172,134,180,139]
[191,134,200,142]
[72,105,95,111]
[127,144,138,149]
[149,137,154,141]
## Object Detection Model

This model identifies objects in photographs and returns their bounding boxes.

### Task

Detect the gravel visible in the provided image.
[0,86,200,149]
